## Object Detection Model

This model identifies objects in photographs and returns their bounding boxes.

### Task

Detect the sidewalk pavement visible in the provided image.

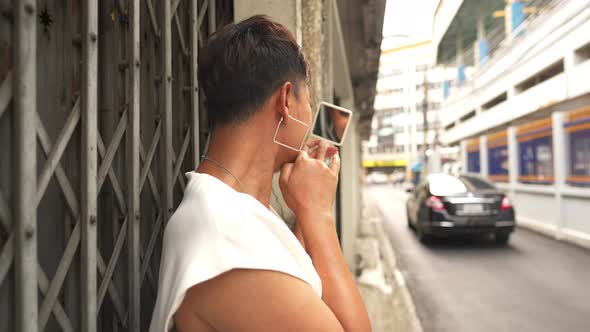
[355,188,423,332]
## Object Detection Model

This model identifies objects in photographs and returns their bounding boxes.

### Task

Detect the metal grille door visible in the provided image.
[0,1,233,331]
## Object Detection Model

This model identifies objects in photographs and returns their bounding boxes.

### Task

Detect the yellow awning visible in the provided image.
[362,160,407,168]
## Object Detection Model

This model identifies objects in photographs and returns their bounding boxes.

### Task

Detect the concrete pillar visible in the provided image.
[340,110,359,270]
[552,112,566,238]
[234,0,302,44]
[302,0,324,110]
[480,135,489,177]
[460,140,468,173]
[564,51,576,98]
[507,126,518,196]
[322,0,334,103]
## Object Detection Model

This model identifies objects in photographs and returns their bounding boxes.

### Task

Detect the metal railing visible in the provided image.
[0,1,232,331]
[448,0,560,89]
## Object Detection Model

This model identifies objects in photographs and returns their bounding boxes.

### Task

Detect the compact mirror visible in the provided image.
[310,102,352,146]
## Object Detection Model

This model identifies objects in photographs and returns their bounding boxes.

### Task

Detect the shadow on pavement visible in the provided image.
[413,233,524,254]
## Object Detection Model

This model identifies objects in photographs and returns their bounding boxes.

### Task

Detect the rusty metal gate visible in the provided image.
[0,1,233,331]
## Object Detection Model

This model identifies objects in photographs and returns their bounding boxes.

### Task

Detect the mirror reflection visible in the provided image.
[311,102,352,146]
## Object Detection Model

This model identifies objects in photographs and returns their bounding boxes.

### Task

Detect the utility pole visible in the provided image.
[391,108,395,153]
[422,67,429,170]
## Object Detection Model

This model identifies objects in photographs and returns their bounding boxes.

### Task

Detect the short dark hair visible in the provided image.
[198,15,310,126]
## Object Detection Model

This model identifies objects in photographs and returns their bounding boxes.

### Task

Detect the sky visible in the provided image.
[381,0,440,50]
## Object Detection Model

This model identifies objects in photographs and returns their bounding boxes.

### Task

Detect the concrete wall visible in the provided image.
[462,112,590,249]
[234,0,302,44]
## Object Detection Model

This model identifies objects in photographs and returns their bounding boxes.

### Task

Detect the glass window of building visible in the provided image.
[467,139,481,173]
[565,107,590,187]
[487,131,509,182]
[517,118,554,184]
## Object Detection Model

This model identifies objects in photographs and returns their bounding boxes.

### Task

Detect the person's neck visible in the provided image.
[196,123,277,208]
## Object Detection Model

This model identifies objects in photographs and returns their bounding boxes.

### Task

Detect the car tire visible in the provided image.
[417,226,431,244]
[495,233,510,245]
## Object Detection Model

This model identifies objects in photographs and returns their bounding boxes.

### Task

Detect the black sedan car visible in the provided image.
[406,173,515,244]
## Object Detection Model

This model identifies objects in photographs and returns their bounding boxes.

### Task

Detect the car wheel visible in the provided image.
[495,233,510,245]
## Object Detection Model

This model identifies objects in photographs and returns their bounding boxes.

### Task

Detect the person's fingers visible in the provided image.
[307,146,318,159]
[296,150,309,162]
[307,145,319,159]
[305,140,321,157]
[326,146,338,158]
[329,152,341,175]
[306,139,321,149]
[316,140,329,160]
[280,162,294,186]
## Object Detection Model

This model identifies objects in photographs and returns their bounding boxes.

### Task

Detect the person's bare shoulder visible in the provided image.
[174,269,344,332]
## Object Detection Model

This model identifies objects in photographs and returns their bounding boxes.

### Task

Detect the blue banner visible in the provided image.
[457,64,466,86]
[467,151,481,173]
[478,39,489,65]
[511,2,525,32]
[488,145,508,176]
[519,136,553,183]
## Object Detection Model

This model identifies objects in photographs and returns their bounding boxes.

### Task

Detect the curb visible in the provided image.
[355,190,423,332]
[373,219,423,332]
[517,217,590,250]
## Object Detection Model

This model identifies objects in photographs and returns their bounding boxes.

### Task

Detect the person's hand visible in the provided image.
[279,140,341,219]
[305,139,338,160]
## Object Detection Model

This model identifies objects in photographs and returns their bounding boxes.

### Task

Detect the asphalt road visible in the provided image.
[366,184,590,332]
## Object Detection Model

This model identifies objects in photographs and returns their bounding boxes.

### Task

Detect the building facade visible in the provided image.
[434,0,590,248]
[364,41,456,174]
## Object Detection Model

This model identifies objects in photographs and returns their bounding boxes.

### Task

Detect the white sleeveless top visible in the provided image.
[148,172,322,332]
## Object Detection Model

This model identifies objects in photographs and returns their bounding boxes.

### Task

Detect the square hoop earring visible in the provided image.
[273,115,310,152]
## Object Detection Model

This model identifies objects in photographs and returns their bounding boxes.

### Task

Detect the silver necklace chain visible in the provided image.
[202,156,243,189]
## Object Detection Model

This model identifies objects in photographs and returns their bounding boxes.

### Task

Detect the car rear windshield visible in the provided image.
[428,174,497,196]
[428,174,468,196]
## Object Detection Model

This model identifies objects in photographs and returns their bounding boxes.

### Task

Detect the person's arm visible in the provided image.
[279,144,371,332]
[175,269,346,332]
[292,222,306,250]
[297,210,370,331]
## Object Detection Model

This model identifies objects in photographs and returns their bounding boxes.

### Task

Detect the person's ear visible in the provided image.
[276,81,293,124]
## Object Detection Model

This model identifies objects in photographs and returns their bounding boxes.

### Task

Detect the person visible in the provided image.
[328,107,350,141]
[148,15,370,332]
[313,105,350,143]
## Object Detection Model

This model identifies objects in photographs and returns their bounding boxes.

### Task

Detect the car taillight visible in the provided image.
[426,196,446,212]
[501,196,513,210]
